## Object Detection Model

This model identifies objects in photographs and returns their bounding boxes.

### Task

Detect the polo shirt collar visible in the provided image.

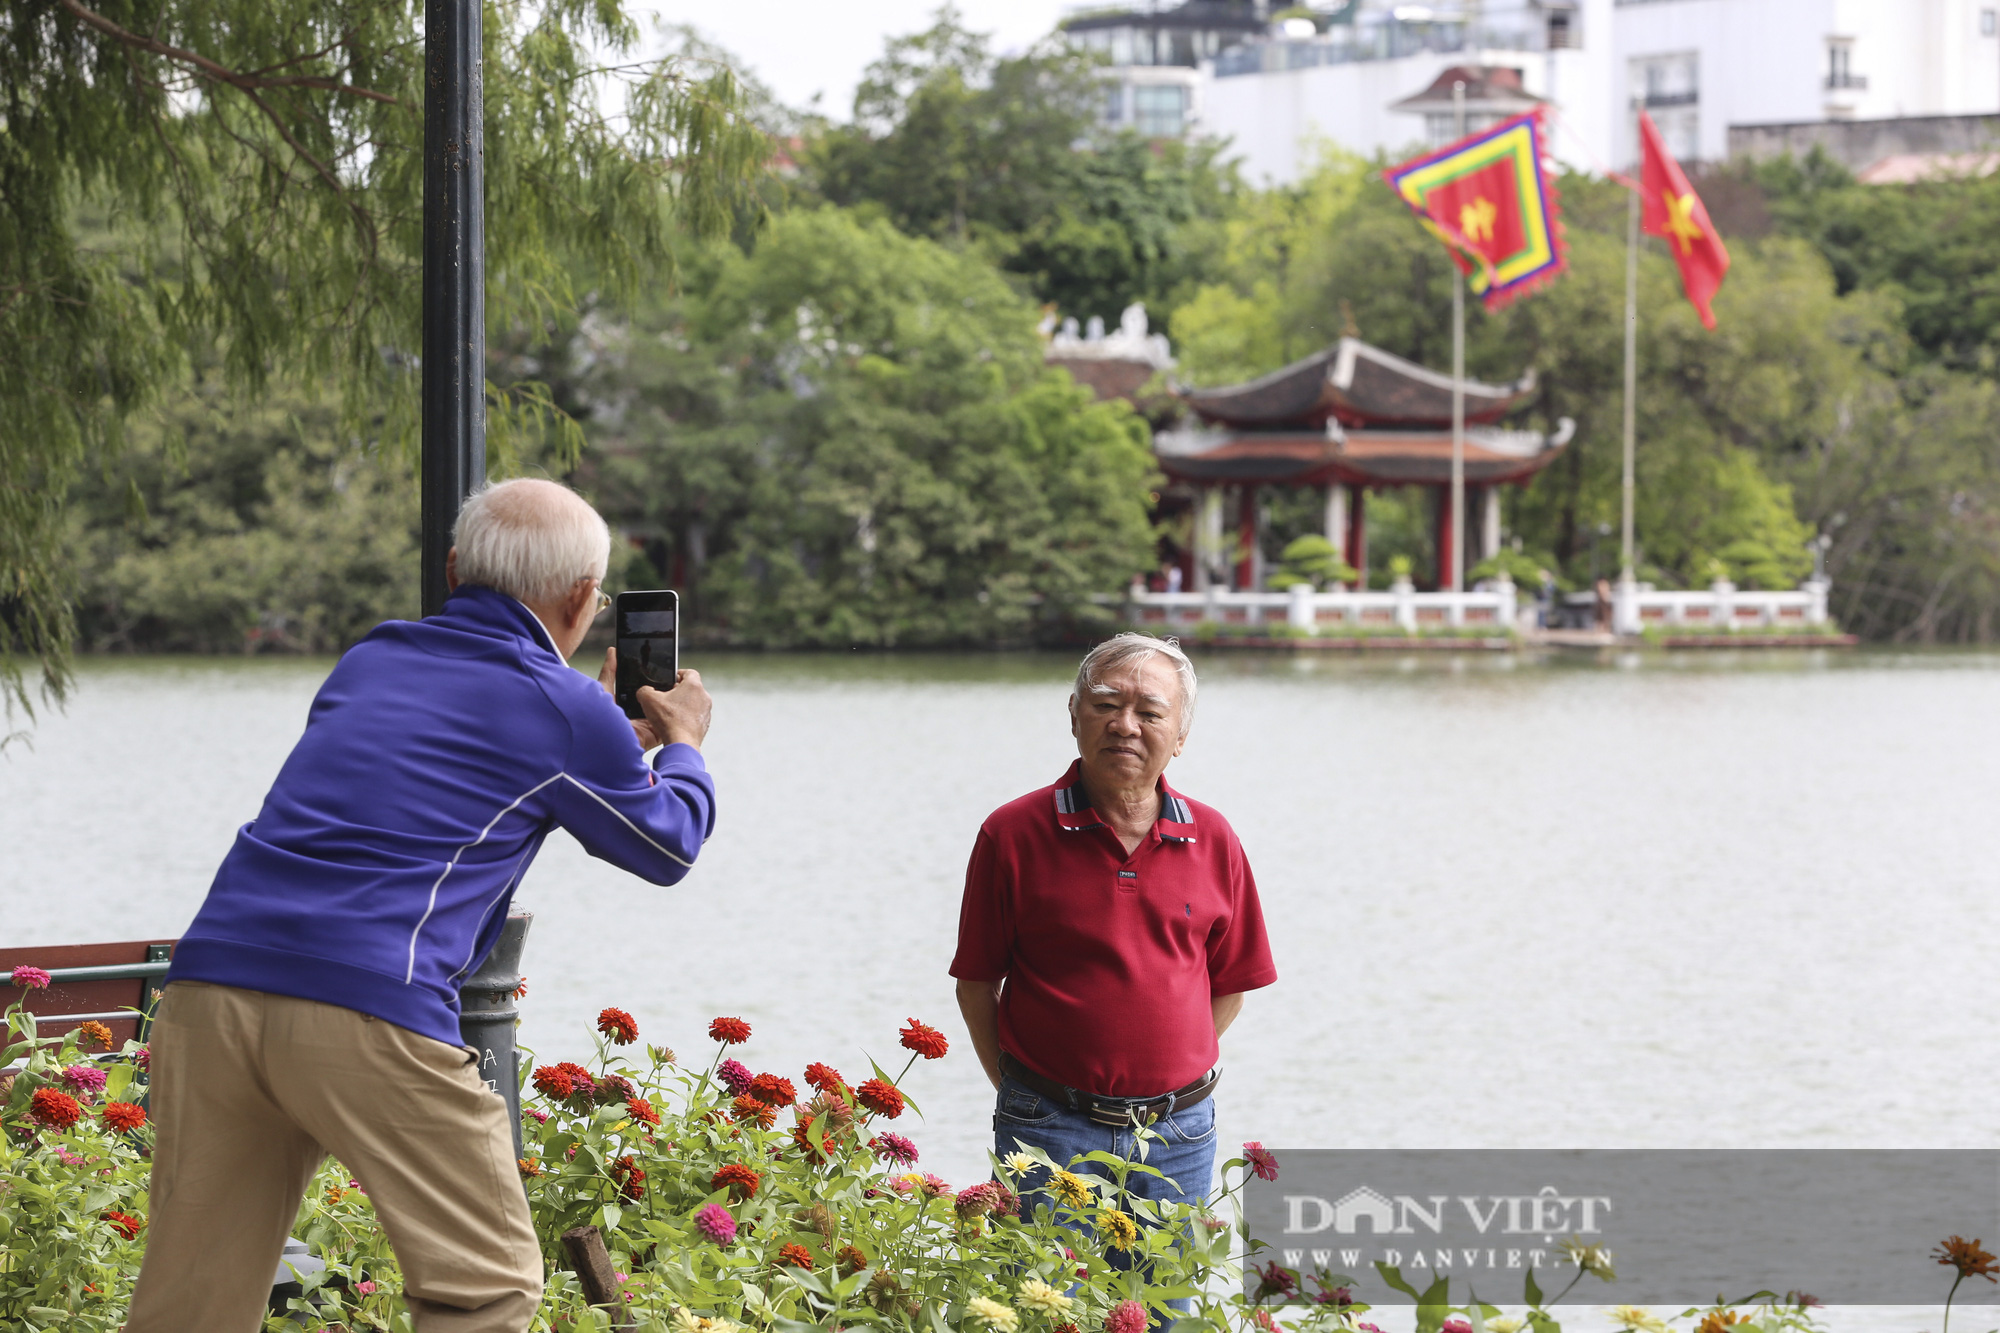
[1051,759,1197,844]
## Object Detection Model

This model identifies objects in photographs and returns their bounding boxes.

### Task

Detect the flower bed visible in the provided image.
[0,966,1936,1333]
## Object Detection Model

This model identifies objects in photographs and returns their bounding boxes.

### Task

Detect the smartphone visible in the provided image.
[614,590,679,720]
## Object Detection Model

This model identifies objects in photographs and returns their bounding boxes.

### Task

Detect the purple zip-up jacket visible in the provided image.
[168,584,715,1046]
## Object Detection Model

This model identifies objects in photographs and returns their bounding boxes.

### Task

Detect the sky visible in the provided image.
[630,0,1072,120]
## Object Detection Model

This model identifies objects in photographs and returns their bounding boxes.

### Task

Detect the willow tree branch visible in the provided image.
[59,0,401,104]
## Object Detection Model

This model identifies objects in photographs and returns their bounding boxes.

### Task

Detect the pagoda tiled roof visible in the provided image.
[1176,338,1536,430]
[1154,419,1574,488]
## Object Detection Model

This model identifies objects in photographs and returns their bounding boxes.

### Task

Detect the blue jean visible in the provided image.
[992,1074,1218,1313]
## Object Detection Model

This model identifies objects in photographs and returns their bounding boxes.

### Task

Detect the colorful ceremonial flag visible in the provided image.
[1383,109,1567,309]
[1638,109,1730,329]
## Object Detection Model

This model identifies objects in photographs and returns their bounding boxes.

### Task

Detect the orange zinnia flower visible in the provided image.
[1936,1235,2000,1281]
[731,1094,778,1128]
[711,1163,763,1198]
[100,1101,147,1133]
[76,1020,115,1052]
[855,1078,904,1119]
[596,1007,639,1045]
[775,1242,814,1269]
[626,1096,661,1126]
[749,1073,796,1106]
[898,1019,949,1060]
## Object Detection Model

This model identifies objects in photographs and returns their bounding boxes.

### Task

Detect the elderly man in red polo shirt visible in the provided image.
[951,632,1276,1247]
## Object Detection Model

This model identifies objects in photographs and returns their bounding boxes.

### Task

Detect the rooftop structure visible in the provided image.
[1064,0,2000,185]
[1158,338,1572,591]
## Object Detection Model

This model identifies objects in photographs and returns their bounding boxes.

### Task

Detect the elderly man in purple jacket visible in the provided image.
[126,479,715,1333]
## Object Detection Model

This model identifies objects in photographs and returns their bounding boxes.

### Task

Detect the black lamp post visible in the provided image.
[421,0,530,1156]
[421,0,485,619]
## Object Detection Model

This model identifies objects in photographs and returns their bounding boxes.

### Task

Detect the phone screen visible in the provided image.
[614,590,679,720]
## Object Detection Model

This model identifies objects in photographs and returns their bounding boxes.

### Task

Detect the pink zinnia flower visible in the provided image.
[1105,1299,1148,1333]
[694,1203,737,1245]
[1244,1141,1279,1182]
[1440,1321,1473,1333]
[57,1147,87,1166]
[717,1058,753,1096]
[61,1064,108,1097]
[526,1108,550,1124]
[133,1045,150,1071]
[356,1280,377,1295]
[9,965,51,990]
[870,1132,919,1165]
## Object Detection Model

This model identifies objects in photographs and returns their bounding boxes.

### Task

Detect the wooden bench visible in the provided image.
[0,939,176,1050]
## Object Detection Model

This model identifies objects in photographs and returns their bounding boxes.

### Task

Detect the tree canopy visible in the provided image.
[1,0,770,717]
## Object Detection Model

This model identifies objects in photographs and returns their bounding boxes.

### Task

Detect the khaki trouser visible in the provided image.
[125,981,543,1333]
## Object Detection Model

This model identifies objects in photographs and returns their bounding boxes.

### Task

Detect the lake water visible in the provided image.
[5,647,1996,1333]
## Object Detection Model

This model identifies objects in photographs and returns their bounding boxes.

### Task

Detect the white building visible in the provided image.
[1103,0,2000,183]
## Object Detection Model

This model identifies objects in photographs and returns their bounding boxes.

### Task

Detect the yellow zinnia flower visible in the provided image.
[966,1295,1020,1331]
[1015,1278,1074,1315]
[1004,1151,1037,1175]
[1608,1308,1669,1333]
[1100,1208,1140,1251]
[1049,1169,1093,1209]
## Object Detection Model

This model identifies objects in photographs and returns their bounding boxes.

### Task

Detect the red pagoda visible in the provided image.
[1157,337,1574,590]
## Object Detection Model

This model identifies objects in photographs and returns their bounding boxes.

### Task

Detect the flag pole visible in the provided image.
[1449,78,1466,595]
[1620,98,1640,592]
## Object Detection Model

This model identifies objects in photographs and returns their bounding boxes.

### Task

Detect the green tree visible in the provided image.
[804,7,1236,323]
[1,0,771,717]
[582,208,1161,646]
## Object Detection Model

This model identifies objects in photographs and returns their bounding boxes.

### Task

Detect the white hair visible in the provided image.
[453,478,611,605]
[1070,633,1199,740]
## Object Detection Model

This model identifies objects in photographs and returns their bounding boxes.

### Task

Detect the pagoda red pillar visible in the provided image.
[1235,486,1259,590]
[1433,486,1454,592]
[1345,487,1367,587]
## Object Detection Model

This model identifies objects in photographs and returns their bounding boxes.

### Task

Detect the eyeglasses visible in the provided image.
[592,586,611,616]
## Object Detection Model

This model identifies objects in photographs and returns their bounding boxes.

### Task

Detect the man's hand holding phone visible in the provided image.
[597,651,714,751]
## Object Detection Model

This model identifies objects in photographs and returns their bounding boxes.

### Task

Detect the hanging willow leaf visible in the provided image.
[0,0,771,720]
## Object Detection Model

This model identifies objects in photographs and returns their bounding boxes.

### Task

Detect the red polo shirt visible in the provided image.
[950,761,1277,1098]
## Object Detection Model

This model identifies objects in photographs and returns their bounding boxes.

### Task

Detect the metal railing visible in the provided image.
[1213,23,1544,77]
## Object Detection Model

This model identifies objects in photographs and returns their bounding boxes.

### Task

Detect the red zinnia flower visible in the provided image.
[100,1102,147,1133]
[836,1244,868,1274]
[803,1062,847,1094]
[597,1007,639,1045]
[29,1087,81,1130]
[709,1016,752,1044]
[512,979,529,999]
[593,1073,636,1105]
[531,1065,576,1100]
[855,1078,905,1119]
[611,1154,646,1201]
[899,1018,949,1060]
[711,1163,763,1198]
[626,1096,661,1126]
[792,1121,844,1162]
[990,1182,1021,1219]
[102,1210,144,1240]
[749,1073,796,1106]
[1244,1141,1279,1182]
[555,1062,596,1094]
[731,1094,778,1128]
[775,1242,814,1269]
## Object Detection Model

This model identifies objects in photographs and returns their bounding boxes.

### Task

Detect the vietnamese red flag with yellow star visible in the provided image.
[1638,109,1730,329]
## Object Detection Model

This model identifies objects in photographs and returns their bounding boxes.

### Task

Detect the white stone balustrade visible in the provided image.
[1126,576,1519,635]
[1604,578,1832,632]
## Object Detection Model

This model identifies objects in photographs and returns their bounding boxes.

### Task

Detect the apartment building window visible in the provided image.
[1983,8,1997,36]
[1548,13,1573,49]
[1630,53,1700,161]
[1825,39,1865,90]
[1133,84,1188,138]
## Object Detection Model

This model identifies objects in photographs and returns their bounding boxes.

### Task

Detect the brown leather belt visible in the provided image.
[1000,1052,1220,1128]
